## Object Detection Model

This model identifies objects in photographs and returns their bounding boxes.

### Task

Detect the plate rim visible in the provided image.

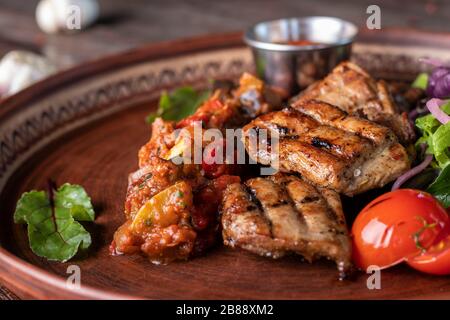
[2,28,450,300]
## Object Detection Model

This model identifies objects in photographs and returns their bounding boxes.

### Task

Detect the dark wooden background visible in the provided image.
[1,0,449,66]
[0,0,448,300]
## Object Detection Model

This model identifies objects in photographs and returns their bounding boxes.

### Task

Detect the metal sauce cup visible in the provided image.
[244,17,358,96]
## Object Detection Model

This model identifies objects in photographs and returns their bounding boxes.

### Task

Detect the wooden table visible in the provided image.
[0,0,449,300]
[1,0,449,66]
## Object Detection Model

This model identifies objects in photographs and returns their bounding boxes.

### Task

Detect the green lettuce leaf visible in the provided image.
[415,101,450,166]
[412,72,428,90]
[14,183,95,262]
[146,86,210,123]
[427,164,450,208]
[432,122,450,168]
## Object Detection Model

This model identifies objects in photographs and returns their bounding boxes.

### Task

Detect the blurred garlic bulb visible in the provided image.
[0,51,56,97]
[36,0,99,34]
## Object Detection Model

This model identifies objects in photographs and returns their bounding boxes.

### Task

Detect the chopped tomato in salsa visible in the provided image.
[176,98,234,129]
[111,73,280,263]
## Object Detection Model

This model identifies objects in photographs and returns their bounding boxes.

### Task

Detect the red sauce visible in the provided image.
[278,40,320,46]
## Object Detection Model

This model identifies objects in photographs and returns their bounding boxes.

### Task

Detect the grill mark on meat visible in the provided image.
[244,184,274,238]
[283,135,300,140]
[245,184,263,211]
[242,101,410,195]
[246,178,306,242]
[221,173,353,276]
[311,137,332,150]
[319,198,340,226]
[300,196,320,203]
[270,199,289,207]
[272,124,290,136]
[249,126,261,137]
[268,175,308,226]
[265,177,306,224]
[253,124,288,137]
[251,106,376,161]
[255,177,306,234]
[292,61,415,144]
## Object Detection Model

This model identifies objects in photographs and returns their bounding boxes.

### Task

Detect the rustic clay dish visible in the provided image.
[1,30,450,300]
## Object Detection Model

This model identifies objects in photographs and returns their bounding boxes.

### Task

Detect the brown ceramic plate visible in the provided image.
[1,30,450,300]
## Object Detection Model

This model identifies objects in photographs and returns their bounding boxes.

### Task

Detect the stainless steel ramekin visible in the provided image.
[244,16,358,96]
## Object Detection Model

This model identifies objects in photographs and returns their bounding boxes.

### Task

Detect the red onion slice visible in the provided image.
[419,57,445,68]
[426,98,450,124]
[392,154,434,191]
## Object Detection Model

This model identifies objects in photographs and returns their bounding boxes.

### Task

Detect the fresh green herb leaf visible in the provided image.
[176,190,184,198]
[427,164,450,208]
[14,182,95,262]
[14,190,48,224]
[146,86,210,124]
[145,218,153,227]
[415,101,450,166]
[55,183,95,221]
[412,73,429,90]
[430,122,450,168]
[415,101,450,136]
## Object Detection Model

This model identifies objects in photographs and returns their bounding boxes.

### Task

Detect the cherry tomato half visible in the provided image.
[407,235,450,275]
[352,189,450,270]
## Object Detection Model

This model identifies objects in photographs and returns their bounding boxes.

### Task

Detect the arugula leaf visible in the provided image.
[427,164,450,208]
[146,86,210,123]
[14,182,95,262]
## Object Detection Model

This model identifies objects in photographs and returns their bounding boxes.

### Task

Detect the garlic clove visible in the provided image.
[36,0,100,34]
[36,0,60,34]
[0,51,56,97]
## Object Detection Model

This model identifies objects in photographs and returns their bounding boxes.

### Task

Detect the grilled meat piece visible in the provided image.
[221,173,352,276]
[242,101,410,196]
[292,62,415,144]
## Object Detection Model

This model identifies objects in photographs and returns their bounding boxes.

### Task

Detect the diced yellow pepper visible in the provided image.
[238,72,264,92]
[162,138,186,160]
[131,181,193,234]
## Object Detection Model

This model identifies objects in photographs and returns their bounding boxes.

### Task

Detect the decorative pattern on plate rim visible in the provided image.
[0,50,251,190]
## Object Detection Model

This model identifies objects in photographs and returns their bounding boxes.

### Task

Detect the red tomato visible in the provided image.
[202,139,224,178]
[407,235,450,275]
[176,113,209,129]
[191,175,240,230]
[176,99,224,129]
[202,139,238,179]
[352,189,450,270]
[191,187,216,230]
